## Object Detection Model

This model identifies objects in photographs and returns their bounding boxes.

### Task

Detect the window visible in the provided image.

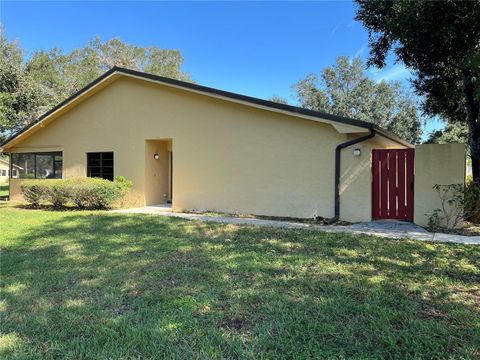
[0,169,6,177]
[11,152,63,179]
[87,152,114,181]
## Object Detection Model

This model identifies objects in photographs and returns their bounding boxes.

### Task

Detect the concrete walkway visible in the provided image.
[112,205,480,245]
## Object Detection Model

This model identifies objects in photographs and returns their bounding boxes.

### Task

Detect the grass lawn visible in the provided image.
[0,184,8,197]
[1,206,479,359]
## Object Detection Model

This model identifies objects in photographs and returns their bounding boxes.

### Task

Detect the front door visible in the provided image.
[372,149,415,221]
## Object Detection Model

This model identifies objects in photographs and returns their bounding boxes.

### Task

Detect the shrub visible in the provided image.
[114,176,133,195]
[70,179,93,209]
[427,182,480,230]
[45,180,72,208]
[20,177,133,209]
[83,178,122,209]
[464,181,480,223]
[20,180,48,207]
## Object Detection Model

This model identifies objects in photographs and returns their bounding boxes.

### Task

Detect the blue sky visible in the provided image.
[1,1,442,136]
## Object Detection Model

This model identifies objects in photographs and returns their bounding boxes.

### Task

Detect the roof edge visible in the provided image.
[1,66,412,149]
[0,67,118,149]
[112,66,375,130]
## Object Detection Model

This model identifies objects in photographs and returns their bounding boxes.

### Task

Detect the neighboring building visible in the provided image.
[0,158,20,182]
[0,67,465,225]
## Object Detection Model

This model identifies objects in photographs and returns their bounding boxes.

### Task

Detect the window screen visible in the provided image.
[11,152,62,179]
[87,152,114,181]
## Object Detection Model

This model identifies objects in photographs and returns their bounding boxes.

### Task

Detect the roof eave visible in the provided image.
[0,66,411,150]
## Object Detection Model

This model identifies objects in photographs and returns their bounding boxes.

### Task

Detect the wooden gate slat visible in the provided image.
[397,150,406,220]
[372,150,380,220]
[405,149,415,221]
[380,151,389,219]
[388,150,397,218]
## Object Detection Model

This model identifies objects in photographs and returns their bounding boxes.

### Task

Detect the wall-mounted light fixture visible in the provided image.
[153,153,160,160]
[353,148,361,157]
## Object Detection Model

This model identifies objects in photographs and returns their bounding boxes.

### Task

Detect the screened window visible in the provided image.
[11,152,62,179]
[87,152,114,181]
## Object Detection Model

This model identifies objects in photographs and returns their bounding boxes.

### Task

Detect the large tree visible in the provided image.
[0,33,44,142]
[292,56,422,143]
[355,0,480,180]
[0,31,191,143]
[426,122,468,147]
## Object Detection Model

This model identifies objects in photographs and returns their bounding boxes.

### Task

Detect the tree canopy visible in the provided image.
[292,56,422,143]
[355,0,480,179]
[268,95,289,105]
[0,31,191,143]
[426,122,468,147]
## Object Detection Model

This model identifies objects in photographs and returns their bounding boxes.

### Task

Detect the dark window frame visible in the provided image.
[10,152,63,179]
[86,152,114,181]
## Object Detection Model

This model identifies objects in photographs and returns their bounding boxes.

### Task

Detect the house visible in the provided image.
[0,67,465,225]
[0,158,21,182]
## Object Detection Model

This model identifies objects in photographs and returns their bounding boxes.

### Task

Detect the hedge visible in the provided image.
[20,176,132,209]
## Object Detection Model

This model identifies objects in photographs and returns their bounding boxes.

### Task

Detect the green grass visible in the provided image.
[0,184,8,197]
[1,206,479,359]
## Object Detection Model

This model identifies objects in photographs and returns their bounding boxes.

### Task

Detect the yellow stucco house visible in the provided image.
[0,67,465,224]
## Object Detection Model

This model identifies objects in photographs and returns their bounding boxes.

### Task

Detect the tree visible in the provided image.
[26,36,192,111]
[0,32,44,142]
[0,32,192,143]
[426,122,468,146]
[292,56,422,143]
[268,95,289,104]
[355,0,480,180]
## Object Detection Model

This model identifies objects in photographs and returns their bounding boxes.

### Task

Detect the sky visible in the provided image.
[0,1,443,136]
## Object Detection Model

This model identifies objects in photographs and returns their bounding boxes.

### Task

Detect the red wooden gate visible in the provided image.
[372,149,415,221]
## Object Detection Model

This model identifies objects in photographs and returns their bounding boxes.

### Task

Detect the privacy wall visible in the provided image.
[414,143,466,228]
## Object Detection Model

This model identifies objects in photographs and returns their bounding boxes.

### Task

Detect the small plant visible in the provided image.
[427,182,480,230]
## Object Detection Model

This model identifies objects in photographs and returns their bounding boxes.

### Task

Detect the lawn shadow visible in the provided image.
[1,211,479,358]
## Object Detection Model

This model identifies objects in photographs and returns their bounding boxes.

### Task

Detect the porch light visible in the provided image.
[353,148,361,157]
[153,153,160,160]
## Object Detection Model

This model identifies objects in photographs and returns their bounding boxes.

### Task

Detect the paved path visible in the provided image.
[112,206,480,245]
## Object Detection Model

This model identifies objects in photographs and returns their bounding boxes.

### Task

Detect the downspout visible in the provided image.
[326,128,376,224]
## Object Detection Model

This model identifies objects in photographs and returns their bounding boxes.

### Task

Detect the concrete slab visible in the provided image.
[110,207,479,245]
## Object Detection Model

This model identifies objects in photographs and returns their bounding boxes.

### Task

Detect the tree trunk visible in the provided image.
[464,70,480,182]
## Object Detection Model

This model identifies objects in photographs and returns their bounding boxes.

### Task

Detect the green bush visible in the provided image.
[45,180,72,208]
[114,176,133,195]
[20,177,132,209]
[70,179,93,209]
[73,178,122,209]
[20,180,48,207]
[428,182,480,230]
[464,181,480,223]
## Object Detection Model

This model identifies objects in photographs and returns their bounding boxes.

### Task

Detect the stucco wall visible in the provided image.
[6,76,400,221]
[340,136,406,223]
[414,143,466,228]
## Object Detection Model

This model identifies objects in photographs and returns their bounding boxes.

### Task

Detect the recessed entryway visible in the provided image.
[145,139,172,206]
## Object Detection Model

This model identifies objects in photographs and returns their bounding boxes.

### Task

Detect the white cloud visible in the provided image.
[370,64,412,82]
[353,43,367,58]
[330,22,341,38]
